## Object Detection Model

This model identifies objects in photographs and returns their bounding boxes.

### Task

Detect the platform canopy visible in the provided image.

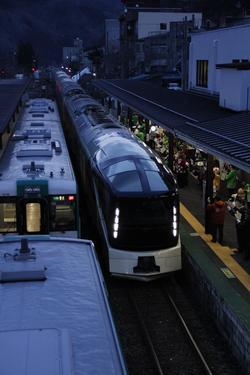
[0,79,29,134]
[93,79,250,173]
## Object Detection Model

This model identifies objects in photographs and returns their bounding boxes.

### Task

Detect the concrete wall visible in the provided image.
[219,69,250,111]
[182,249,250,374]
[105,19,120,53]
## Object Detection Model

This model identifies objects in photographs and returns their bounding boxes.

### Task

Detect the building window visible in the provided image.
[196,60,208,88]
[160,23,167,30]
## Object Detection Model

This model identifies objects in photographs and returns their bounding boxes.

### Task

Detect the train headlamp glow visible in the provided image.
[113,207,120,238]
[173,206,178,237]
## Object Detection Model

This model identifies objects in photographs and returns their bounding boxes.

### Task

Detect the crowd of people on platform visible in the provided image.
[131,117,250,260]
[207,166,250,260]
[227,187,250,260]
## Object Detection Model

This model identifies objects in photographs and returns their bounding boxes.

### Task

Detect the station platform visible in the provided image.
[179,174,250,373]
[180,173,250,280]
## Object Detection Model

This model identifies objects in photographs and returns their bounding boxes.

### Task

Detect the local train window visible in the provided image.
[26,203,41,232]
[0,203,17,232]
[50,196,76,231]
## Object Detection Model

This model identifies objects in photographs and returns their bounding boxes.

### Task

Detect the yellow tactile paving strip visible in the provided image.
[180,202,250,292]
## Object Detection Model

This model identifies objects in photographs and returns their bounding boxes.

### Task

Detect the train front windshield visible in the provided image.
[108,196,179,250]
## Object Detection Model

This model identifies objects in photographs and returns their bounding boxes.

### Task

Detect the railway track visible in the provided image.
[129,282,213,375]
[107,277,244,375]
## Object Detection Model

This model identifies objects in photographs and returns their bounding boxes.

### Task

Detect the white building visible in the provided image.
[105,19,120,54]
[189,24,250,111]
[120,8,202,77]
[137,11,202,39]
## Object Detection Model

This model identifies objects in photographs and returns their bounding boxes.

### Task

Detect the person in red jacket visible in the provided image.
[207,195,227,244]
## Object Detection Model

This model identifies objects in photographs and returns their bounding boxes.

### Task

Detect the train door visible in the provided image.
[18,198,49,234]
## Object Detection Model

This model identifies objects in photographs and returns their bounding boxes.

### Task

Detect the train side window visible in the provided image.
[0,202,17,232]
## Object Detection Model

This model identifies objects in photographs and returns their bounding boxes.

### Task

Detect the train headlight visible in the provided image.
[173,206,178,237]
[113,207,120,238]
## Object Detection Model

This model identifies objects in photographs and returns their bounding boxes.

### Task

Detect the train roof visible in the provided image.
[0,236,127,375]
[67,98,176,195]
[56,72,177,195]
[0,98,76,196]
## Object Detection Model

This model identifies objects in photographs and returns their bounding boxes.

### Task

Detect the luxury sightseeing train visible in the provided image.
[0,98,79,238]
[55,71,181,280]
[0,235,127,375]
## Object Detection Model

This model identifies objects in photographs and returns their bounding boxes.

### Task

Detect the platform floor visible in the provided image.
[180,174,250,329]
[180,173,250,277]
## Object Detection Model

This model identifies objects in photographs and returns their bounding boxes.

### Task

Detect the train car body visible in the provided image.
[0,98,79,238]
[55,71,181,280]
[0,235,127,375]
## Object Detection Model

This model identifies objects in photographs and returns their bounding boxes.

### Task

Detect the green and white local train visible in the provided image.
[0,98,79,237]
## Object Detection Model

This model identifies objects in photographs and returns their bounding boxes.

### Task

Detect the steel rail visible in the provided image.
[162,286,214,375]
[129,291,165,375]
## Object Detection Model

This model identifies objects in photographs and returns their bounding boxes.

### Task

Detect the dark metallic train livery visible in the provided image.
[55,71,181,280]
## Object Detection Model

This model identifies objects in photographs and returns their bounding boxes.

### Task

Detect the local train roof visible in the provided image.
[0,236,126,375]
[0,78,29,134]
[0,98,76,196]
[93,79,250,173]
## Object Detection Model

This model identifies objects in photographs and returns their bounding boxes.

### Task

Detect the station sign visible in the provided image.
[16,180,48,197]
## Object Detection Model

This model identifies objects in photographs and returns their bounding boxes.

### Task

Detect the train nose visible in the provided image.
[133,256,160,273]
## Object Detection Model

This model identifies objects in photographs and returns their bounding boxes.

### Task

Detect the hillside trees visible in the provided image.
[16,42,37,74]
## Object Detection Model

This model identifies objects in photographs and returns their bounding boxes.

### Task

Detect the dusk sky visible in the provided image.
[0,0,122,64]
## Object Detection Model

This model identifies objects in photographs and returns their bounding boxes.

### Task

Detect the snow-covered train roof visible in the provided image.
[0,236,127,375]
[0,98,76,196]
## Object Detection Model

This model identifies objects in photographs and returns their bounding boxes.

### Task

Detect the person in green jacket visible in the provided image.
[225,165,237,197]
